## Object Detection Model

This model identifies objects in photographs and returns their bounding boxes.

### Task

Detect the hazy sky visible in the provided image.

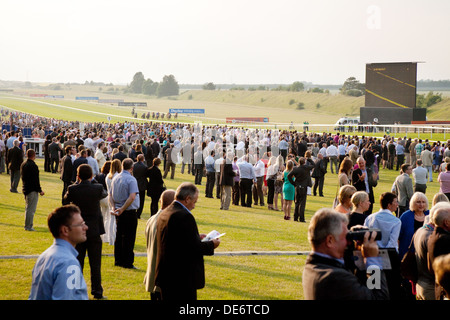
[1,0,449,85]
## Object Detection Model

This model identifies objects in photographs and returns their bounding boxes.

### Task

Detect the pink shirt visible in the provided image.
[438,171,450,193]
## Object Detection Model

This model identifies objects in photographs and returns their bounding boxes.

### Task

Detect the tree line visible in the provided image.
[127,72,179,97]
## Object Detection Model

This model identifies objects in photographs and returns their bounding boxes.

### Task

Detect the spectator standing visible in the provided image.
[204,150,216,198]
[133,154,148,219]
[287,157,314,222]
[252,155,265,206]
[63,164,108,299]
[421,146,434,182]
[412,159,428,194]
[144,189,176,300]
[29,205,89,300]
[352,157,378,215]
[147,158,165,216]
[155,183,220,300]
[48,137,62,173]
[109,158,140,269]
[7,139,23,193]
[21,149,44,231]
[219,152,236,210]
[392,163,414,216]
[437,162,450,201]
[237,155,256,208]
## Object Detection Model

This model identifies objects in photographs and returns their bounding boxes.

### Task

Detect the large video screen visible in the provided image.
[365,62,417,109]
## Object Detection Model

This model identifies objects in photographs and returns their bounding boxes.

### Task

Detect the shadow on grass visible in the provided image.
[204,283,281,300]
[205,258,302,283]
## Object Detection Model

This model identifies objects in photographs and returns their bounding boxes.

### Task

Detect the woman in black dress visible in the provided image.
[147,157,165,216]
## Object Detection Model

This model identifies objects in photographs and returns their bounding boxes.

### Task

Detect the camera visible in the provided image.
[346,226,381,242]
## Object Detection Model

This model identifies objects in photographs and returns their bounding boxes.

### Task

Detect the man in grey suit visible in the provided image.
[302,208,389,300]
[7,139,23,193]
[392,163,414,217]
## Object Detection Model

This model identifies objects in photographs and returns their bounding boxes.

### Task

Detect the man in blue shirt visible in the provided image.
[29,204,89,300]
[395,139,405,171]
[110,158,140,269]
[237,155,256,207]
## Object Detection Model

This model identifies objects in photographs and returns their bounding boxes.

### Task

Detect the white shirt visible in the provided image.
[326,145,338,157]
[254,160,265,177]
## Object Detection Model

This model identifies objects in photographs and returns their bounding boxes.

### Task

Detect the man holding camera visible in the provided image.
[303,208,389,300]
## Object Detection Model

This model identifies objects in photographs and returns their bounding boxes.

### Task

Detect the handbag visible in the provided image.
[400,235,418,283]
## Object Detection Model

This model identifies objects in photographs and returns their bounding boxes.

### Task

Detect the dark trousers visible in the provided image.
[267,179,275,205]
[313,176,324,196]
[76,235,103,297]
[10,169,20,192]
[240,178,253,207]
[396,154,405,171]
[50,157,59,173]
[44,154,51,172]
[62,180,72,202]
[136,188,146,218]
[114,209,138,268]
[150,192,161,216]
[205,171,215,197]
[294,186,307,222]
[194,166,203,185]
[252,176,264,205]
[160,286,197,301]
[232,181,240,205]
[414,183,427,194]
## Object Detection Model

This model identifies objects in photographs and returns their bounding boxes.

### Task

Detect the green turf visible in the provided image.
[0,157,442,300]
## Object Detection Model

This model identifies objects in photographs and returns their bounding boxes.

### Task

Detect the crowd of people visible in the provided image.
[1,109,450,301]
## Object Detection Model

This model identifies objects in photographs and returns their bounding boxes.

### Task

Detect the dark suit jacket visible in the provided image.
[113,151,127,162]
[20,159,42,195]
[48,142,62,159]
[61,155,73,183]
[287,162,314,188]
[63,180,107,238]
[352,167,378,195]
[133,161,148,191]
[147,165,164,197]
[155,201,215,292]
[7,146,23,171]
[311,158,326,178]
[72,156,88,182]
[219,160,235,186]
[303,253,389,300]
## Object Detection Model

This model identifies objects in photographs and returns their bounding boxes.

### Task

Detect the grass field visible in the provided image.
[0,157,443,300]
[0,85,448,300]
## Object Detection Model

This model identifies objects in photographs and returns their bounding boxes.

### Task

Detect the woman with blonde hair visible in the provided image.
[398,192,429,259]
[103,158,122,245]
[348,191,371,229]
[334,185,357,214]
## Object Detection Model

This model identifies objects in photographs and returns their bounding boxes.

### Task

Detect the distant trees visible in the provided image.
[142,79,158,95]
[202,82,216,90]
[340,77,365,97]
[130,72,145,94]
[272,81,305,92]
[416,91,443,108]
[156,75,179,97]
[128,72,179,97]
